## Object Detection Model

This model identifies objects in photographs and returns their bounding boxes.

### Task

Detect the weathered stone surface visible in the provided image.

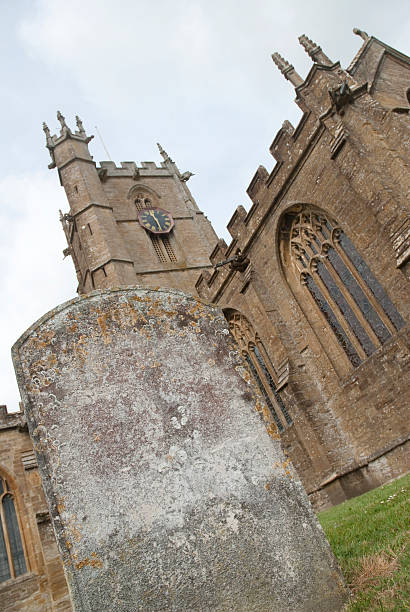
[13,287,346,611]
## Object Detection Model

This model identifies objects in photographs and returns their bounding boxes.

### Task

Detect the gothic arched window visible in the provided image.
[133,191,178,263]
[134,194,152,211]
[227,312,292,432]
[280,205,404,369]
[0,475,27,583]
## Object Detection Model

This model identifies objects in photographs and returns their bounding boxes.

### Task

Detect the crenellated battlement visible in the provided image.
[0,405,26,430]
[97,159,174,178]
[196,28,410,301]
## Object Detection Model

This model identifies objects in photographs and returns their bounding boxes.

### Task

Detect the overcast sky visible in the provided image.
[1,0,409,412]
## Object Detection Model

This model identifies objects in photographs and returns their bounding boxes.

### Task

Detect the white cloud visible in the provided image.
[0,172,75,411]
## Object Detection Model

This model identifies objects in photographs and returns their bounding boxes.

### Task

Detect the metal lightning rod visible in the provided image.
[94,125,112,161]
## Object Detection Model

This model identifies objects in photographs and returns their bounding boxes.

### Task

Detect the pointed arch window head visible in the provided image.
[132,190,178,263]
[281,205,404,369]
[0,476,27,583]
[227,312,292,432]
[135,195,153,212]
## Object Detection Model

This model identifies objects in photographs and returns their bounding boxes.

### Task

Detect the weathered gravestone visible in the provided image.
[13,287,347,611]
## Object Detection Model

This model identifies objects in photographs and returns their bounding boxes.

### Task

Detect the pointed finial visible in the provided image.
[353,28,369,42]
[271,52,303,87]
[76,115,86,135]
[272,52,291,73]
[43,123,53,147]
[42,121,54,147]
[57,110,67,130]
[298,34,332,66]
[157,142,173,163]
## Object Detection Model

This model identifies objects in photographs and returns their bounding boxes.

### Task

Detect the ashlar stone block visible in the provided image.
[13,288,347,611]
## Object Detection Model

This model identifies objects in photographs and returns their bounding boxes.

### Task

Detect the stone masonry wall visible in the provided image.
[0,409,71,611]
[196,36,410,509]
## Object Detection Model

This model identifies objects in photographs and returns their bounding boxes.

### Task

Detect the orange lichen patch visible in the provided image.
[46,353,57,367]
[67,323,78,333]
[67,524,82,543]
[66,541,72,549]
[74,552,103,570]
[28,330,56,349]
[72,335,89,366]
[261,405,272,422]
[61,513,83,543]
[265,482,271,490]
[254,399,263,413]
[130,295,153,303]
[281,458,293,478]
[96,312,111,344]
[266,423,280,439]
[188,301,201,316]
[235,365,251,383]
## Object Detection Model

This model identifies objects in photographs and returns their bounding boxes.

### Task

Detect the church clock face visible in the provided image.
[138,207,174,234]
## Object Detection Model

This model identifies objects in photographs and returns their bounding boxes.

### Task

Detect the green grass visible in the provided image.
[318,473,409,611]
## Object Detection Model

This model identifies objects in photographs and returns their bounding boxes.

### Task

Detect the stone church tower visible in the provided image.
[44,113,217,295]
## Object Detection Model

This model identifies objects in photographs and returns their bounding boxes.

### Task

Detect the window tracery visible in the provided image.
[227,312,292,432]
[281,205,404,368]
[0,475,27,583]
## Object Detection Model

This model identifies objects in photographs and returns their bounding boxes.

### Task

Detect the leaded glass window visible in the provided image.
[227,311,292,432]
[0,475,27,583]
[281,206,404,368]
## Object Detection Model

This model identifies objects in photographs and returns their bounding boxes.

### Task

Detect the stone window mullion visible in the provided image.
[317,253,382,351]
[334,242,397,336]
[310,265,367,362]
[303,239,376,355]
[254,343,293,426]
[245,353,284,432]
[227,312,291,431]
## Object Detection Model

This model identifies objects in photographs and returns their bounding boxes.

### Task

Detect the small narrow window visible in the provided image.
[87,223,93,235]
[149,234,177,263]
[0,476,27,583]
[150,234,168,263]
[162,235,177,262]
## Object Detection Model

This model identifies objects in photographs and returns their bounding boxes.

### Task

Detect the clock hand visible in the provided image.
[151,211,162,230]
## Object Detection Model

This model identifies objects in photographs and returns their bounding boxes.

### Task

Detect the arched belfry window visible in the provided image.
[0,475,27,582]
[280,205,404,369]
[135,194,153,211]
[132,190,177,263]
[227,311,292,432]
